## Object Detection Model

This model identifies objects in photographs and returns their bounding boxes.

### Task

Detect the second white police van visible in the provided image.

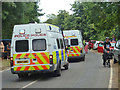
[63,30,85,61]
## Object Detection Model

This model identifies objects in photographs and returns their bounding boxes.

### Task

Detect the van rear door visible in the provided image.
[30,24,50,71]
[13,25,32,72]
[69,38,81,57]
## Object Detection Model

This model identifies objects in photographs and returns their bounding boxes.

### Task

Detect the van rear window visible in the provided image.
[16,40,29,52]
[32,39,46,51]
[71,39,78,46]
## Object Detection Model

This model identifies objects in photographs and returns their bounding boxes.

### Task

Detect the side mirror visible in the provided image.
[68,45,70,47]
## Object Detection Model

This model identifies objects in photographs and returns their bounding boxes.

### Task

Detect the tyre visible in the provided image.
[119,56,120,65]
[64,63,69,70]
[18,73,28,78]
[54,63,61,77]
[82,55,85,61]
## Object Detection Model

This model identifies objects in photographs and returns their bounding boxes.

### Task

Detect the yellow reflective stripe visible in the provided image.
[63,50,65,60]
[37,53,48,64]
[73,54,77,56]
[31,54,35,59]
[53,51,57,64]
[45,65,50,69]
[68,54,72,57]
[44,52,49,57]
[31,66,35,70]
[28,67,31,71]
[35,62,40,64]
[73,47,79,53]
[13,54,17,60]
[64,36,77,38]
[37,65,44,70]
[20,66,26,71]
[59,50,62,61]
[47,24,59,28]
[28,54,31,59]
[14,67,18,71]
[20,53,26,58]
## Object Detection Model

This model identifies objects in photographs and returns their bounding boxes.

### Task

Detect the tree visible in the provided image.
[45,2,119,40]
[2,2,44,39]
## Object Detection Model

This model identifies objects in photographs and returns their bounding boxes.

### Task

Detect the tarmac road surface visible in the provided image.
[2,51,110,89]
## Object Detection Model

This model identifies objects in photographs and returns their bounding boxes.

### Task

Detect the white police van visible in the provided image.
[10,23,69,78]
[63,30,85,61]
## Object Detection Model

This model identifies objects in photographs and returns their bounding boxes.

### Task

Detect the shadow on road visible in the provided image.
[15,69,68,82]
[68,59,84,63]
[15,73,54,82]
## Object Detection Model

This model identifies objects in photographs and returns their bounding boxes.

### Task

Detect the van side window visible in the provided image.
[56,39,60,49]
[71,39,78,46]
[60,39,64,49]
[64,39,68,46]
[32,39,46,51]
[16,40,29,52]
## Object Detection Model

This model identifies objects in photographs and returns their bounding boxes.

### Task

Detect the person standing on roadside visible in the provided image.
[112,34,116,42]
[85,42,89,54]
[83,40,86,46]
[7,42,11,60]
[0,42,5,59]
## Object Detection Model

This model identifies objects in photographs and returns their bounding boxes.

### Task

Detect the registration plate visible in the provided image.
[17,60,28,63]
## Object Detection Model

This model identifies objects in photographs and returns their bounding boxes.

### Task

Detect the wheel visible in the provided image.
[54,63,61,77]
[18,73,28,78]
[64,63,69,70]
[82,55,85,61]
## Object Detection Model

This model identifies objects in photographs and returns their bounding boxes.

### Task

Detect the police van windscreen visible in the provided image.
[71,39,78,46]
[65,39,68,46]
[32,39,46,51]
[15,40,29,52]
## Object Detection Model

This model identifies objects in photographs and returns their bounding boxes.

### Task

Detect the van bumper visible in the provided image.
[68,53,85,61]
[11,65,55,74]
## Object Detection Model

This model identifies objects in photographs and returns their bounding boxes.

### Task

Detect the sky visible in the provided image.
[38,0,75,22]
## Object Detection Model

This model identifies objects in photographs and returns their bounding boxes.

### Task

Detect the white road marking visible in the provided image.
[20,80,38,89]
[108,62,113,89]
[96,51,113,89]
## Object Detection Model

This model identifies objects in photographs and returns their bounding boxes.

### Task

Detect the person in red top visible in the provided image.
[88,40,92,49]
[85,42,89,53]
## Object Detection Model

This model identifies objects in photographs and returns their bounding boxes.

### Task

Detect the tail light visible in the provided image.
[10,57,13,67]
[80,48,83,53]
[49,55,53,64]
[10,57,13,61]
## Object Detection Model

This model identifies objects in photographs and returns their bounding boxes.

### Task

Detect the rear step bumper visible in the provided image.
[68,53,85,60]
[11,65,55,74]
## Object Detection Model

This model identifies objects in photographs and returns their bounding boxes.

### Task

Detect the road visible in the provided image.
[2,51,110,89]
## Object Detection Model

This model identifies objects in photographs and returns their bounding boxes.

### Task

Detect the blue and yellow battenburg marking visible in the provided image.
[52,50,67,64]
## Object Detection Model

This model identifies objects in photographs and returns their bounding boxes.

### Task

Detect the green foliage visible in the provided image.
[45,2,120,41]
[2,2,44,39]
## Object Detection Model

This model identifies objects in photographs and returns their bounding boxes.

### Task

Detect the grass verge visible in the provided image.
[118,65,120,90]
[0,58,10,71]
